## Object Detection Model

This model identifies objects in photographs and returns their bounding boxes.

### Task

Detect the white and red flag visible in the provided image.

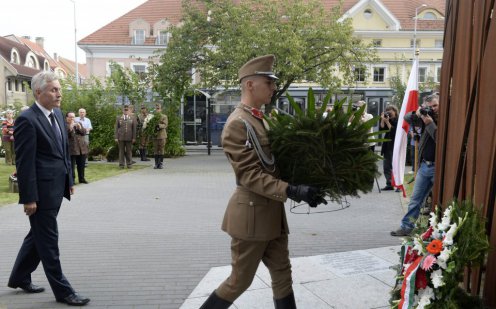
[392,59,419,197]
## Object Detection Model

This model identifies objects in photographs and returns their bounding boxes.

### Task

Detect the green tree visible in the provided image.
[107,61,148,106]
[153,0,377,104]
[60,77,119,158]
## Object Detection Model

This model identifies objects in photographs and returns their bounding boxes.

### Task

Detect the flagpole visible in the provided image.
[412,4,425,176]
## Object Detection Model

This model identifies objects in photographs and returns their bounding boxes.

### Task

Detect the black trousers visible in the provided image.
[71,155,86,181]
[9,206,74,300]
[383,148,393,186]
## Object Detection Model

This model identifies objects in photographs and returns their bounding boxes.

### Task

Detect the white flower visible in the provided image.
[432,228,442,240]
[429,212,438,228]
[417,287,434,308]
[413,237,424,254]
[437,247,452,270]
[443,223,458,246]
[437,205,453,231]
[142,114,154,129]
[431,269,445,288]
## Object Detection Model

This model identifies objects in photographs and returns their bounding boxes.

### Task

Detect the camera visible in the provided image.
[352,105,359,111]
[419,106,434,117]
[384,111,391,118]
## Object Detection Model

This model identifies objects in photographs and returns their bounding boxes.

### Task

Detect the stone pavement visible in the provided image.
[0,151,406,309]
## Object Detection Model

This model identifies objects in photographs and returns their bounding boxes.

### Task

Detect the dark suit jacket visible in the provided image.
[14,103,73,208]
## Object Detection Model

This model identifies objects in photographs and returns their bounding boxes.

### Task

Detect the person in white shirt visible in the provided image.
[75,108,92,146]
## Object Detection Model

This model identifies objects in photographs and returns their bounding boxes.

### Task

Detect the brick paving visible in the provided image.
[0,151,405,309]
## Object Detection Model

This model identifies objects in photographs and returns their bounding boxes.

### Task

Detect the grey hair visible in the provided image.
[78,108,86,113]
[31,71,59,96]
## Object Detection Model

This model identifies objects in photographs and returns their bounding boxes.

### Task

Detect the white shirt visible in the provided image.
[76,117,92,134]
[35,101,62,136]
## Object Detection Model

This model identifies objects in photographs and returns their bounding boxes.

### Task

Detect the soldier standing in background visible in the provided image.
[137,106,151,161]
[152,103,168,169]
[114,104,136,169]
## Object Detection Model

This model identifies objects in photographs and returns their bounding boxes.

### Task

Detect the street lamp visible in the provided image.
[413,4,427,58]
[69,0,78,85]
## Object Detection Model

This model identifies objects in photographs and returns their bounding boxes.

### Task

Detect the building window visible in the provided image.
[419,67,427,83]
[373,67,386,82]
[15,80,19,92]
[22,82,26,92]
[11,50,20,64]
[372,39,382,47]
[410,39,421,48]
[363,9,373,19]
[132,64,147,79]
[436,66,442,82]
[435,39,443,48]
[26,55,36,68]
[156,30,169,45]
[133,29,145,45]
[7,78,12,91]
[422,12,437,20]
[354,67,366,82]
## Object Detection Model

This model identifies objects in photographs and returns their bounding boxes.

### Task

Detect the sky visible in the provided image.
[0,0,148,63]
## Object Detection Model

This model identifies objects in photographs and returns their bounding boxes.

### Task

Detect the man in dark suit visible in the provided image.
[7,71,90,306]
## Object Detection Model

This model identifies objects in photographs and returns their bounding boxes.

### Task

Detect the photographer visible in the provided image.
[380,105,399,191]
[66,112,88,184]
[391,94,439,236]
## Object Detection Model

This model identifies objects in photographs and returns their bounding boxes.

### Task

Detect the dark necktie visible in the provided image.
[49,113,63,152]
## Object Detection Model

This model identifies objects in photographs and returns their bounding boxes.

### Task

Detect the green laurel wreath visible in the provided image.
[267,88,385,201]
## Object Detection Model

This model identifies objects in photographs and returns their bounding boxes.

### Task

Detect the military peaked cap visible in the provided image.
[238,54,278,82]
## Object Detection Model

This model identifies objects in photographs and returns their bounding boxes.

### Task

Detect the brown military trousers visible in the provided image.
[153,138,165,155]
[215,234,293,302]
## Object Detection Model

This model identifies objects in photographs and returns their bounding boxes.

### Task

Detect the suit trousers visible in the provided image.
[9,207,74,300]
[118,140,133,166]
[215,234,293,302]
[71,155,86,182]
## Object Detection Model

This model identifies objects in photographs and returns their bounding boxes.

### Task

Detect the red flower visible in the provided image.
[426,239,443,255]
[404,247,419,264]
[421,226,434,240]
[415,268,428,289]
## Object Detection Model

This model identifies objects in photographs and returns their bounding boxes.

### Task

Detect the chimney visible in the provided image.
[22,35,31,40]
[35,37,44,48]
[53,53,58,61]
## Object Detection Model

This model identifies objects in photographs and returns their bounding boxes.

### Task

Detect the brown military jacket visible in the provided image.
[153,113,168,140]
[114,114,137,141]
[221,104,289,241]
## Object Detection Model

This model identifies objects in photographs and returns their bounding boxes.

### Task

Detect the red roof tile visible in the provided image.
[79,0,182,45]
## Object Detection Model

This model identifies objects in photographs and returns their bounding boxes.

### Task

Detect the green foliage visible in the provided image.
[154,0,377,104]
[60,78,118,155]
[107,61,148,105]
[164,99,186,157]
[267,88,382,201]
[106,145,119,162]
[143,112,162,138]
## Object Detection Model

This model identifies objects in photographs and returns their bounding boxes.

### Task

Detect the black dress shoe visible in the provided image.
[79,179,89,184]
[381,186,394,191]
[390,228,412,237]
[8,283,45,293]
[57,293,90,306]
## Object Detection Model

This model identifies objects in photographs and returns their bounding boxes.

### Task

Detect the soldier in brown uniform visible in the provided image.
[200,55,326,309]
[152,103,168,169]
[137,106,151,161]
[114,104,137,168]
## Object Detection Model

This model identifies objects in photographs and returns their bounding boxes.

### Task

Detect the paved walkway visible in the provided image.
[0,151,406,309]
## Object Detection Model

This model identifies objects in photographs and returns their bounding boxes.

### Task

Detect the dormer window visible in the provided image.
[422,12,437,20]
[11,49,20,64]
[133,29,146,45]
[156,30,170,46]
[26,55,37,68]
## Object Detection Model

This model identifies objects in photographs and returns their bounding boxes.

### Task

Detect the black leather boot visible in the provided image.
[274,292,296,309]
[139,149,145,161]
[199,291,232,309]
[153,155,159,169]
[158,155,164,169]
[142,149,150,161]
